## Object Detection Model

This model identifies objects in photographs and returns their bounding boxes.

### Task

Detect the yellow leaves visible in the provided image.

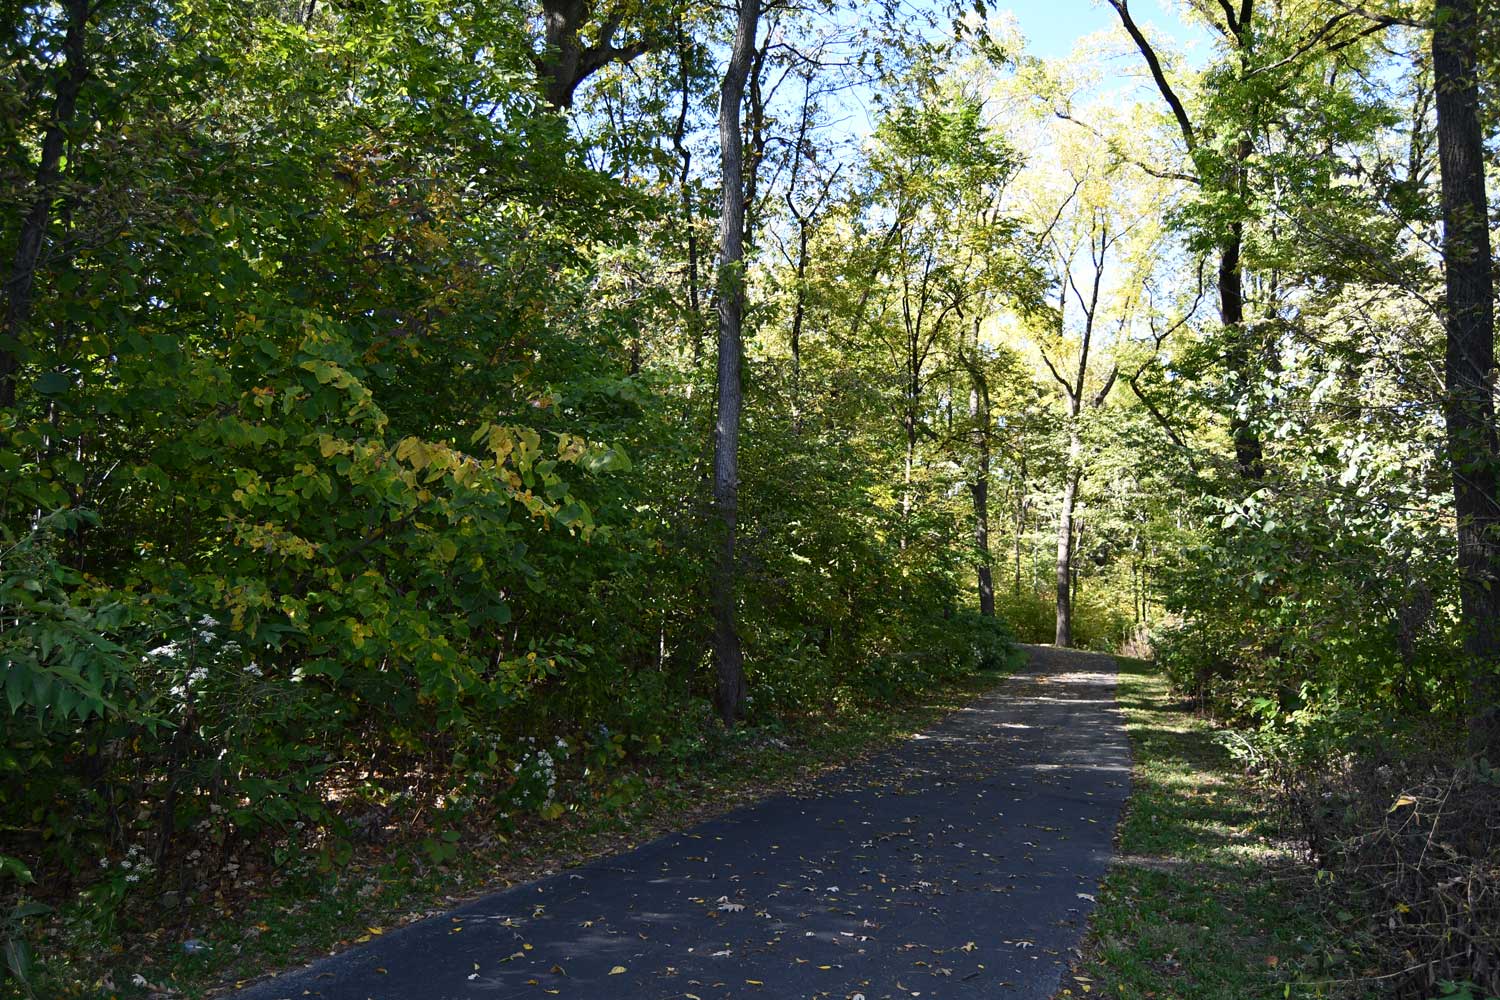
[474,423,540,468]
[1388,794,1417,813]
[233,520,319,562]
[608,966,626,975]
[480,424,516,465]
[348,620,371,650]
[392,436,487,492]
[556,432,588,462]
[394,436,438,470]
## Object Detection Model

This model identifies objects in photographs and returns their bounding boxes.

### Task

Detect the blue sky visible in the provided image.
[815,0,1217,142]
[1003,0,1211,61]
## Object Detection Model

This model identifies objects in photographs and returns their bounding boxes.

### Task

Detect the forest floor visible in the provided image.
[1060,657,1355,1000]
[223,645,1129,1000]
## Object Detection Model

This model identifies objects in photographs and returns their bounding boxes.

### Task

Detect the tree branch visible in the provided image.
[1106,0,1198,153]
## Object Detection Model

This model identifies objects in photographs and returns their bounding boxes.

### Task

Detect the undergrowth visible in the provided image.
[6,664,1010,999]
[1061,657,1363,1000]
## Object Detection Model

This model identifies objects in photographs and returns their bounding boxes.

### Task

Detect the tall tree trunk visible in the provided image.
[1107,0,1264,484]
[901,407,916,549]
[709,0,759,726]
[1055,407,1082,647]
[901,330,919,548]
[1433,0,1500,756]
[1014,458,1027,596]
[1055,467,1079,648]
[790,217,810,432]
[969,383,995,616]
[672,21,700,321]
[973,472,994,615]
[1218,217,1264,481]
[1,0,89,409]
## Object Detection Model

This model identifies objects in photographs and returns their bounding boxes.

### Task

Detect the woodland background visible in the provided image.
[1,0,1498,994]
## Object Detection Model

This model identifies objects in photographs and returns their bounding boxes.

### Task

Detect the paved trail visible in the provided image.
[235,645,1130,1000]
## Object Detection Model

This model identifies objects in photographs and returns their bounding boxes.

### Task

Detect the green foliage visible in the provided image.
[1073,660,1349,998]
[0,6,1029,991]
[0,856,47,999]
[4,0,1487,990]
[994,588,1131,650]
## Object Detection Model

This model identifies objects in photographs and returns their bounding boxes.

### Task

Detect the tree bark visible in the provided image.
[534,0,655,110]
[709,0,759,726]
[1218,217,1263,480]
[973,472,994,615]
[672,20,699,319]
[969,373,995,616]
[784,105,836,435]
[1055,464,1079,648]
[901,326,919,546]
[1432,0,1500,756]
[1,0,89,409]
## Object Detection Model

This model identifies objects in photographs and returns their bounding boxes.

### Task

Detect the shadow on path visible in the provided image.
[233,644,1129,1000]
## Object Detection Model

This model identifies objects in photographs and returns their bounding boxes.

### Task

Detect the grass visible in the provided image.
[1057,656,1366,1000]
[25,670,1006,999]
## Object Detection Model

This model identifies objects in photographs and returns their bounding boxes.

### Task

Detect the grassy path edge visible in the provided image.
[1057,657,1345,1000]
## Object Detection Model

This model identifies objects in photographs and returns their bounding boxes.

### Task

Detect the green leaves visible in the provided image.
[0,515,129,729]
[31,373,70,395]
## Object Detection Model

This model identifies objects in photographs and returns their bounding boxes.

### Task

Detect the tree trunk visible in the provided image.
[900,408,916,549]
[1108,0,1264,485]
[672,21,700,320]
[1055,469,1079,648]
[900,324,920,546]
[1433,0,1500,756]
[709,0,759,726]
[1,0,89,409]
[970,428,994,617]
[790,216,810,432]
[535,0,654,110]
[973,474,994,616]
[969,365,995,615]
[1013,458,1027,595]
[1219,208,1264,482]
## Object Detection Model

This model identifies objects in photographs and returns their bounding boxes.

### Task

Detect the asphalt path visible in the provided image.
[233,644,1130,1000]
